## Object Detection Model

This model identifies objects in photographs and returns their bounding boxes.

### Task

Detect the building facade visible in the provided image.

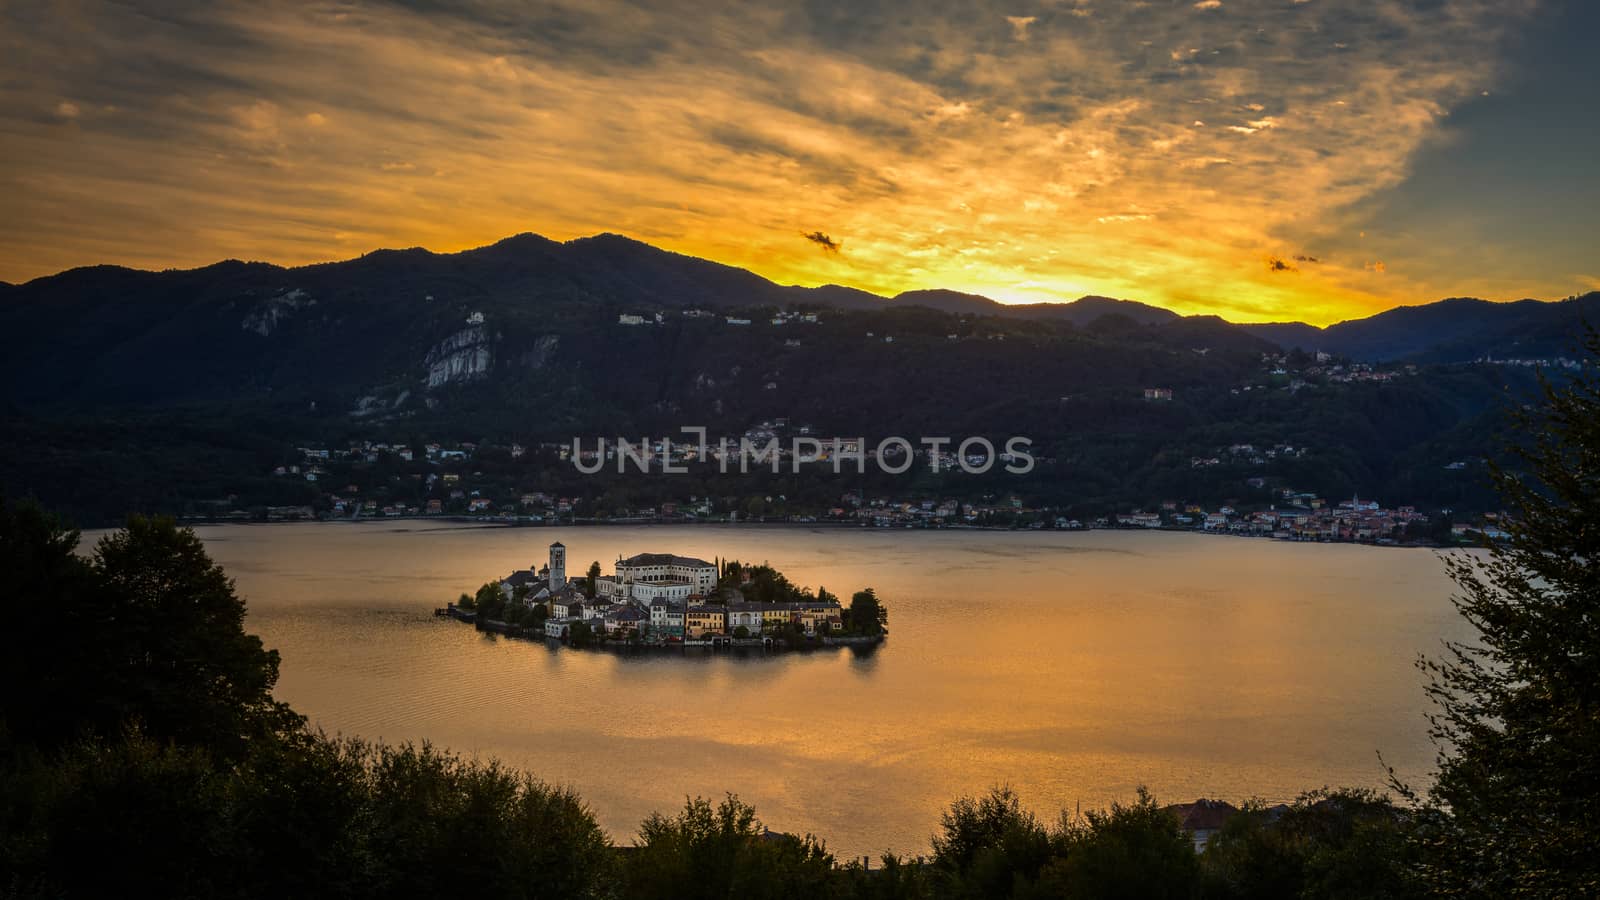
[548,541,566,591]
[615,552,718,594]
[685,605,726,638]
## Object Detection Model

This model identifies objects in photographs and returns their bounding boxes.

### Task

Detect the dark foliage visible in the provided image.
[1401,327,1600,897]
[623,794,835,900]
[0,503,297,755]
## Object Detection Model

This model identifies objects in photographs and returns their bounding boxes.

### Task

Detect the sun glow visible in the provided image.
[0,0,1579,325]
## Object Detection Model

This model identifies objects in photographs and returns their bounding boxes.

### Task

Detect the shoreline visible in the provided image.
[172,514,1465,550]
[437,604,887,655]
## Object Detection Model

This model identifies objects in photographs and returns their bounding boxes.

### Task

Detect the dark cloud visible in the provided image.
[1266,255,1297,273]
[1293,254,1320,264]
[803,231,841,253]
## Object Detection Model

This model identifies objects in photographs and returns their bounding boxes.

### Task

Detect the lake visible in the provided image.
[173,522,1470,858]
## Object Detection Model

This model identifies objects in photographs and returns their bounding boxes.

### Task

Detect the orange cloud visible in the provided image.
[0,0,1553,325]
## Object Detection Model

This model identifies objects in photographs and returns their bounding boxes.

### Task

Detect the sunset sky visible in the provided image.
[2,0,1595,324]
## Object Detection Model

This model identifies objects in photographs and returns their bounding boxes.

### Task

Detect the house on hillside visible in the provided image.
[1163,799,1240,852]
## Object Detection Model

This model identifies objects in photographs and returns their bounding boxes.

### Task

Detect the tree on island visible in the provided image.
[717,560,745,594]
[849,588,887,637]
[585,560,600,598]
[1401,327,1600,896]
[567,620,595,649]
[474,581,506,621]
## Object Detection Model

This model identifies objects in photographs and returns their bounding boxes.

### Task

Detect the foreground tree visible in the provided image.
[1037,788,1198,900]
[1,499,107,746]
[1,733,614,900]
[623,794,834,900]
[361,742,614,899]
[930,786,1052,898]
[0,506,297,754]
[1404,329,1600,896]
[92,515,302,754]
[1199,788,1416,900]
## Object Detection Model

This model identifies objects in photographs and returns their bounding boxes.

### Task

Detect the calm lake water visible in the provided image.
[167,522,1469,857]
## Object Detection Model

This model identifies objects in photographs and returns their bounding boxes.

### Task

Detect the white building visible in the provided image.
[725,603,765,633]
[649,599,685,632]
[614,552,718,595]
[629,580,693,603]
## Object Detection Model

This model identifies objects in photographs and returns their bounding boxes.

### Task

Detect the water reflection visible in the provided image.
[137,522,1471,858]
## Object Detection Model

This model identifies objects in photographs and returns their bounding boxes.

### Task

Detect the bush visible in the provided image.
[622,794,834,900]
[0,732,614,900]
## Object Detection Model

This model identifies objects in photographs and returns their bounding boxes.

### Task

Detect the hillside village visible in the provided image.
[167,344,1526,542]
[243,425,1507,546]
[445,543,886,649]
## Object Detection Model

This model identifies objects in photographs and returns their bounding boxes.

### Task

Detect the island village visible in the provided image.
[442,542,886,649]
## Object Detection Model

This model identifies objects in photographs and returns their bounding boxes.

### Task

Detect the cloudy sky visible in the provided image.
[2,0,1595,323]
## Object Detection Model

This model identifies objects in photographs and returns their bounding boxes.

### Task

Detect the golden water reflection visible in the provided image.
[172,522,1469,857]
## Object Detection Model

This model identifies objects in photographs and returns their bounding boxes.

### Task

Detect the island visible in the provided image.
[440,541,888,650]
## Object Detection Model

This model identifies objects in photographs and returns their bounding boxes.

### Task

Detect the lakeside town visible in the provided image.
[157,345,1554,545]
[442,542,888,650]
[232,425,1507,546]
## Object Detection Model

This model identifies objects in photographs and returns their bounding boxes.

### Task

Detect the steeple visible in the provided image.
[548,541,566,591]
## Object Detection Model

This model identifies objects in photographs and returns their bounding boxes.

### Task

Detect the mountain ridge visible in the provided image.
[0,228,1568,527]
[4,230,1594,363]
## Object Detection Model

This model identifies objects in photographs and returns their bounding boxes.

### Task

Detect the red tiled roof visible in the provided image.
[1164,799,1239,831]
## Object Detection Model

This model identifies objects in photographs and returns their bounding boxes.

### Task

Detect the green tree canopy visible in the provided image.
[931,786,1052,897]
[1405,328,1600,895]
[1199,788,1416,900]
[1037,788,1198,900]
[0,506,298,755]
[849,588,887,637]
[476,581,507,621]
[567,620,594,649]
[623,794,834,900]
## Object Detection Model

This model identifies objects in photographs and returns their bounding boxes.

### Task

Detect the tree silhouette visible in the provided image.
[1404,328,1600,895]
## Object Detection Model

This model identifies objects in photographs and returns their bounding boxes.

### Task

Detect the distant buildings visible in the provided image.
[483,543,848,644]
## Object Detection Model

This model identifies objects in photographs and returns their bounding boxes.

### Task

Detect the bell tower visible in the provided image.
[548,541,566,591]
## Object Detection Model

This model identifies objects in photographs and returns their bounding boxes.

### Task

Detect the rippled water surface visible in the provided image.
[172,522,1468,856]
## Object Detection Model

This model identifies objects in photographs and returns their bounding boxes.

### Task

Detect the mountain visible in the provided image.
[1,229,1584,418]
[1243,294,1600,362]
[882,288,1003,316]
[882,290,1181,326]
[6,230,1585,372]
[0,230,1560,526]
